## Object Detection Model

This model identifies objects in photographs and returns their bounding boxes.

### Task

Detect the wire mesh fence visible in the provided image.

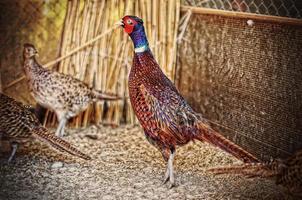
[183,0,302,19]
[177,13,302,160]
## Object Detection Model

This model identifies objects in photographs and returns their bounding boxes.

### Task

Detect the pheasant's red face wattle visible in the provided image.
[122,17,137,34]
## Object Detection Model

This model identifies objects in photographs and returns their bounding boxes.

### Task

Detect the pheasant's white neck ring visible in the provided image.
[134,45,148,53]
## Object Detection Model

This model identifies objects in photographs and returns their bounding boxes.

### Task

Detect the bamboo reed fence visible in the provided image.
[42,0,180,128]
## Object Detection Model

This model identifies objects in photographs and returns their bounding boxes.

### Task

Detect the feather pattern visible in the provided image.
[208,150,302,195]
[129,50,258,162]
[0,93,91,160]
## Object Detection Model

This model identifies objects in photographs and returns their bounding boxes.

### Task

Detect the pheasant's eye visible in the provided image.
[127,19,133,25]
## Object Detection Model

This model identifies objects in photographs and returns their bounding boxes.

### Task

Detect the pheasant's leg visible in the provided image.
[162,148,176,188]
[55,112,62,136]
[59,117,68,137]
[56,117,67,137]
[8,142,18,163]
[55,111,67,137]
[163,165,170,184]
[55,119,63,136]
[168,149,175,188]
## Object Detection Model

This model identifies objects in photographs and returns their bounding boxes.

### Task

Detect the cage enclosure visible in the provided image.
[1,0,301,161]
[1,0,302,199]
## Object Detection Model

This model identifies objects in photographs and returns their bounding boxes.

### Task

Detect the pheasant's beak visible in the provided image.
[115,20,124,27]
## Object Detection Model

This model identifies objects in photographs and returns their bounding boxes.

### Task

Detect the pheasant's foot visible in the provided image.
[162,149,176,188]
[162,166,170,185]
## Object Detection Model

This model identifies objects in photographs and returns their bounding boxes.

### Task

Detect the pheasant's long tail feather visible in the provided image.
[92,89,121,101]
[32,127,91,160]
[196,122,260,163]
[207,163,277,178]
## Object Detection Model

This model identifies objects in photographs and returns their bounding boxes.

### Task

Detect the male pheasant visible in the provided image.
[23,43,120,137]
[208,150,302,195]
[118,16,259,187]
[0,93,90,162]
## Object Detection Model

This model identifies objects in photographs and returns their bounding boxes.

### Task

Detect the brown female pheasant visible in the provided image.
[0,93,90,162]
[23,43,120,137]
[118,16,259,187]
[208,150,302,196]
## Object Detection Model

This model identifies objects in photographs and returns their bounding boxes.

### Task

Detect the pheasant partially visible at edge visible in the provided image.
[0,93,91,162]
[117,16,259,187]
[23,43,121,137]
[207,149,302,195]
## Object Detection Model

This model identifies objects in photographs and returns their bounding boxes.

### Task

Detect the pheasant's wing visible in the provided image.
[138,83,199,143]
[50,72,92,104]
[52,72,91,93]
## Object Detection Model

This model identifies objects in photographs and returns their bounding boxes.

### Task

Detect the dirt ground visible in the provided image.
[0,125,293,200]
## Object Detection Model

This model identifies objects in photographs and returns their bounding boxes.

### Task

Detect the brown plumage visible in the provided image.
[23,43,121,137]
[208,150,302,195]
[119,16,259,187]
[0,93,91,162]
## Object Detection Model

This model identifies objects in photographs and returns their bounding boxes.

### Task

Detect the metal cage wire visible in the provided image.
[178,1,302,160]
[184,0,302,19]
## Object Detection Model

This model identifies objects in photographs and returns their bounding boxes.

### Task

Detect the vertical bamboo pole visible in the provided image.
[161,0,167,74]
[73,1,84,78]
[166,0,173,77]
[62,0,79,75]
[91,0,105,125]
[146,0,152,40]
[151,0,156,55]
[172,0,180,79]
[96,1,110,124]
